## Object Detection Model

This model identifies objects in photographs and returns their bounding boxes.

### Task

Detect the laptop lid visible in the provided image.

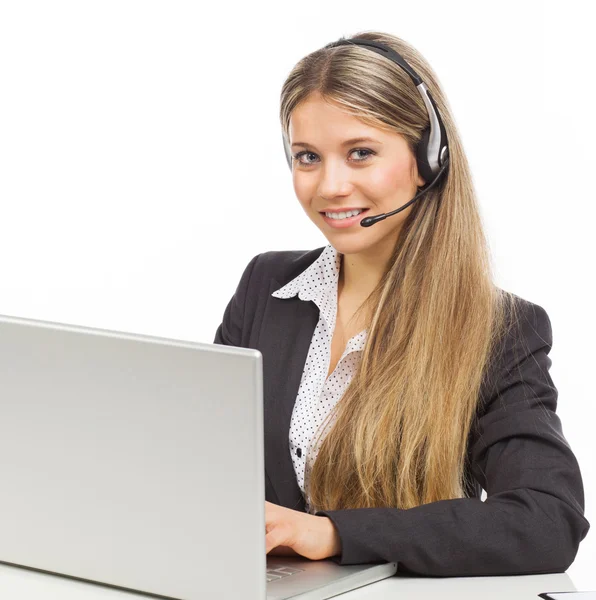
[0,312,266,600]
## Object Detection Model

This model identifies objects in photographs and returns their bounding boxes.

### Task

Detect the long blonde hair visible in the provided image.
[279,31,521,512]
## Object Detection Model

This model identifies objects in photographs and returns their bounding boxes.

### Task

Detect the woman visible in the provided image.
[213,31,590,576]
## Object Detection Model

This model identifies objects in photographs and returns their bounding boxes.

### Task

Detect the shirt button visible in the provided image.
[296,447,302,458]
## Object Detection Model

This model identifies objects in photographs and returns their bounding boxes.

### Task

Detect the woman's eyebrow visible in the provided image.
[290,136,382,149]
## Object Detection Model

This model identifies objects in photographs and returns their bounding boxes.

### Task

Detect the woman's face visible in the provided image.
[288,92,425,256]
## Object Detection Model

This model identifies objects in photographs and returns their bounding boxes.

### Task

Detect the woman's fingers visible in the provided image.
[265,523,292,554]
[267,544,300,556]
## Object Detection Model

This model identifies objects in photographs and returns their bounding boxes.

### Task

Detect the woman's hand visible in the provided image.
[265,501,342,561]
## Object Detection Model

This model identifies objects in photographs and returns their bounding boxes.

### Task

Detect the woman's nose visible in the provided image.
[316,161,353,198]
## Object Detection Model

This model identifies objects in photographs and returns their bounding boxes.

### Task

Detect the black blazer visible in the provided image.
[212,246,590,577]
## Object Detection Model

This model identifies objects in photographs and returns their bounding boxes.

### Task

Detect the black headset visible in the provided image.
[281,37,450,227]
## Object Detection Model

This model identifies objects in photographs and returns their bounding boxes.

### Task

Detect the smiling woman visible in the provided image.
[214,30,590,576]
[288,97,425,244]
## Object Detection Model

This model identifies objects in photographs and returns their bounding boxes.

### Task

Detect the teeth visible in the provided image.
[325,209,363,220]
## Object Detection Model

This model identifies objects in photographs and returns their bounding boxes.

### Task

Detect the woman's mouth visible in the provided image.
[320,208,371,229]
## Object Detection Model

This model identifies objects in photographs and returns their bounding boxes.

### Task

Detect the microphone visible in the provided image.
[360,161,449,227]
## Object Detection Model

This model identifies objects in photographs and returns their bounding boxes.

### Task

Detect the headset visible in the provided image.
[281,37,450,227]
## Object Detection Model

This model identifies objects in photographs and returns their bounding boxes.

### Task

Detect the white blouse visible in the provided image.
[271,244,367,513]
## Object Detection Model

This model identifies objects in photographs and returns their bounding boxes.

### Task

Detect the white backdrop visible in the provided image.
[1,0,594,585]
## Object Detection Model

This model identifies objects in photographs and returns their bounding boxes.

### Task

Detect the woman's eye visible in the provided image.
[292,148,375,166]
[349,149,374,162]
[293,151,318,165]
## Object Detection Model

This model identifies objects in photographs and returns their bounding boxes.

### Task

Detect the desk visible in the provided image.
[0,559,593,600]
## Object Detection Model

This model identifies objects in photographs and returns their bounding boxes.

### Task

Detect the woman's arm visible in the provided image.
[315,300,590,576]
[213,253,261,348]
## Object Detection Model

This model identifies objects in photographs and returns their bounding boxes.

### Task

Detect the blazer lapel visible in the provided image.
[258,277,319,511]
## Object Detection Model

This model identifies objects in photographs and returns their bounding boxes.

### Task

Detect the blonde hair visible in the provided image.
[279,30,521,511]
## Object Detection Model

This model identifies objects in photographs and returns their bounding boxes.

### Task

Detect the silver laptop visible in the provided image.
[0,312,397,600]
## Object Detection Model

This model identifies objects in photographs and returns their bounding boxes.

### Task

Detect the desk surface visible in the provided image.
[0,558,594,600]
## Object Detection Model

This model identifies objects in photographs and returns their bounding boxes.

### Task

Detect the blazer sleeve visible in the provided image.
[316,300,591,576]
[212,253,260,348]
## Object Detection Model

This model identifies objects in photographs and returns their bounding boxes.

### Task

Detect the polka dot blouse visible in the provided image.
[271,244,368,513]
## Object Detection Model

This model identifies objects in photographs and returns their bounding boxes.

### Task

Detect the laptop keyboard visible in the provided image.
[266,563,305,582]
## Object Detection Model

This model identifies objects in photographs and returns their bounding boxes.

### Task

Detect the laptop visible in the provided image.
[0,312,397,600]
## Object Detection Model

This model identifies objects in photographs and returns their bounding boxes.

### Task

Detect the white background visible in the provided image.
[1,0,594,587]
